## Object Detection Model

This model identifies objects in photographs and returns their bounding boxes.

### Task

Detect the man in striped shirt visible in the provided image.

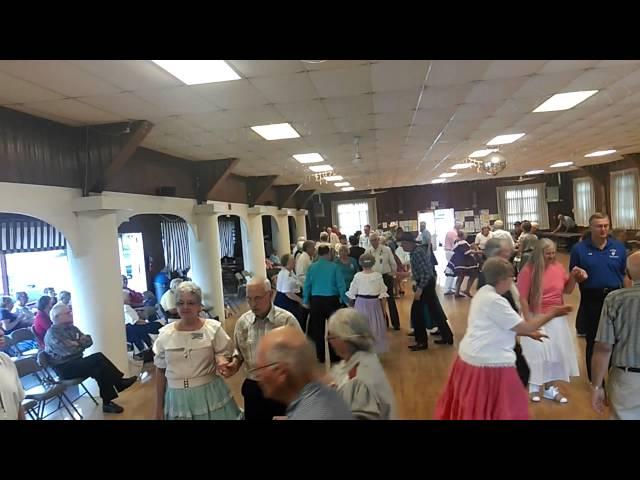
[254,326,353,420]
[591,251,640,420]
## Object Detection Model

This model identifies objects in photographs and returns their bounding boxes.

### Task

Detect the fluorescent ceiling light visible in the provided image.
[533,90,598,113]
[525,170,545,175]
[451,163,475,170]
[487,133,525,145]
[342,187,355,191]
[469,149,498,158]
[251,123,300,140]
[550,161,574,168]
[439,172,458,178]
[334,182,350,187]
[585,149,616,157]
[325,175,343,181]
[309,164,333,173]
[293,153,324,164]
[151,60,240,85]
[432,178,447,184]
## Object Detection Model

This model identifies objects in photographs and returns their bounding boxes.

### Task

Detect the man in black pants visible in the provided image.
[399,233,453,350]
[302,245,349,363]
[44,303,137,414]
[569,212,629,382]
[366,233,400,330]
[219,277,301,421]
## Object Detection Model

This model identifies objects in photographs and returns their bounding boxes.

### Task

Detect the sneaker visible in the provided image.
[543,385,568,404]
[102,402,124,414]
[529,384,541,402]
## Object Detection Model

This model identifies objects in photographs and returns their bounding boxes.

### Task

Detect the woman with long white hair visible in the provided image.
[517,238,580,403]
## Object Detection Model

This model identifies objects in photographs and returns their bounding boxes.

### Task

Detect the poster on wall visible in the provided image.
[474,216,482,231]
[409,220,418,232]
[455,211,465,223]
[465,221,476,232]
[464,210,474,217]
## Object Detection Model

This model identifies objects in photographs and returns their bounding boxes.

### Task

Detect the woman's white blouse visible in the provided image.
[276,268,301,294]
[153,319,232,381]
[0,353,24,420]
[347,271,389,299]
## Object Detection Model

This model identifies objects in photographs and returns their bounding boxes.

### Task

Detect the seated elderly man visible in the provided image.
[44,302,138,414]
[123,290,163,355]
[160,278,184,320]
[254,326,353,420]
[1,296,33,334]
[12,292,35,324]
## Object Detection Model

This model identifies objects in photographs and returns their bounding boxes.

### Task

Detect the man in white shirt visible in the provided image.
[295,241,316,283]
[160,278,183,319]
[327,227,339,246]
[443,222,463,295]
[491,220,515,249]
[359,224,372,250]
[218,277,300,421]
[366,233,400,330]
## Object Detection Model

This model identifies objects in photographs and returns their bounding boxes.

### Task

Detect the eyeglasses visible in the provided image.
[248,362,280,375]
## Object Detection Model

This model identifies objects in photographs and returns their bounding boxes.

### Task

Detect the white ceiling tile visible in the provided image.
[79,93,171,120]
[333,115,374,133]
[453,102,500,120]
[564,64,640,91]
[373,90,420,113]
[136,87,220,115]
[413,106,457,127]
[308,65,372,98]
[275,100,329,122]
[371,61,430,92]
[292,119,338,136]
[0,71,64,104]
[16,98,125,125]
[302,60,370,71]
[419,84,472,109]
[323,95,373,118]
[596,60,640,68]
[189,79,269,109]
[465,77,528,103]
[374,112,413,129]
[69,60,182,90]
[227,60,304,78]
[0,60,121,97]
[250,73,318,103]
[482,60,547,80]
[426,61,491,87]
[512,71,583,99]
[539,60,599,74]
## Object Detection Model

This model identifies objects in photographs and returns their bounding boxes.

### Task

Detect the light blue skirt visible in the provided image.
[165,376,243,420]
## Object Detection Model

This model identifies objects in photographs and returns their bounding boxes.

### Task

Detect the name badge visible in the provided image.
[191,332,204,340]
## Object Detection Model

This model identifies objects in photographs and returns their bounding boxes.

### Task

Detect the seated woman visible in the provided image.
[33,296,54,349]
[12,292,35,324]
[1,296,33,334]
[122,276,144,307]
[153,281,241,420]
[44,303,138,414]
[123,291,163,354]
[273,253,304,323]
[327,308,397,420]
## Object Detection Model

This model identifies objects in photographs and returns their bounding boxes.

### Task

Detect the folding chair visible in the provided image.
[14,357,76,420]
[9,328,39,358]
[37,351,99,419]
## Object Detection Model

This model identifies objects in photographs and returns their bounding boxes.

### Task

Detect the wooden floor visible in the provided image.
[44,251,607,420]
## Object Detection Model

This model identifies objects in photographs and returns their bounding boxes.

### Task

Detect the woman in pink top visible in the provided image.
[518,238,580,403]
[32,296,54,349]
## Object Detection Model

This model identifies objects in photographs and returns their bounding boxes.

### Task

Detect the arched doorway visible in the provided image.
[288,216,297,245]
[218,214,250,296]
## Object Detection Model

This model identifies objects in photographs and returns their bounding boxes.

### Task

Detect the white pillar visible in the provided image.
[275,211,292,256]
[247,209,267,278]
[188,207,225,322]
[67,210,128,374]
[295,209,308,240]
[239,217,252,274]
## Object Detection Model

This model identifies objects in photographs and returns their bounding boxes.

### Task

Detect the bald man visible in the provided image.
[254,326,352,420]
[219,277,300,421]
[591,252,640,419]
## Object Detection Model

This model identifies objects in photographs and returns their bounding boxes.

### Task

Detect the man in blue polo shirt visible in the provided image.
[570,212,630,382]
[303,245,349,364]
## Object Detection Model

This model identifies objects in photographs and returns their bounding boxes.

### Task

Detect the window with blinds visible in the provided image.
[610,168,640,229]
[496,183,549,230]
[573,177,595,226]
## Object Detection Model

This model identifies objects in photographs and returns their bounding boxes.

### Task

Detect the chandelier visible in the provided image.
[471,152,508,176]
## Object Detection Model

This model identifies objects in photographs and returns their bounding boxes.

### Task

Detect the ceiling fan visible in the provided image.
[367,188,388,194]
[516,175,537,182]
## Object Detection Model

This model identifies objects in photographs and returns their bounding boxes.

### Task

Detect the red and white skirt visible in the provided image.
[435,356,529,420]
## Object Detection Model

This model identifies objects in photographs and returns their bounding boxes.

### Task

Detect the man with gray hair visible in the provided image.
[219,277,300,421]
[254,326,353,420]
[491,220,515,249]
[591,251,640,419]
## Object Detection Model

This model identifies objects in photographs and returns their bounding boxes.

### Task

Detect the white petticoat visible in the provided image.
[520,315,580,386]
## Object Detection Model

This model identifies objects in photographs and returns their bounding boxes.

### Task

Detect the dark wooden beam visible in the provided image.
[274,184,303,208]
[293,189,316,209]
[247,175,278,207]
[193,158,240,203]
[90,120,153,193]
